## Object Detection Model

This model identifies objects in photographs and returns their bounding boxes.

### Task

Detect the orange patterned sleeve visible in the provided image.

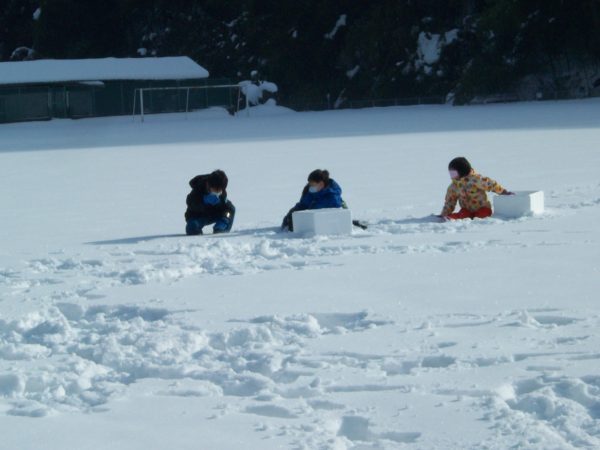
[478,175,505,194]
[441,184,458,216]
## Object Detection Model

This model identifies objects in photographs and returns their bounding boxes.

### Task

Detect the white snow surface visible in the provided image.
[1,99,600,449]
[0,56,208,85]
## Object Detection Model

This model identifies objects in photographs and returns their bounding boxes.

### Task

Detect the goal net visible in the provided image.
[132,84,243,122]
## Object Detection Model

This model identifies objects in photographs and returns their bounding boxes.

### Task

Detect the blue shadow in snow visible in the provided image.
[86,226,285,245]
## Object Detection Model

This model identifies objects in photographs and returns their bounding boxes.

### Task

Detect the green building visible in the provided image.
[0,56,234,123]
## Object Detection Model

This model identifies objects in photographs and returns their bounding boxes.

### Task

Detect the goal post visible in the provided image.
[132,84,243,122]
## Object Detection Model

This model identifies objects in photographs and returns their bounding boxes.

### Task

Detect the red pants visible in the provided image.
[446,207,492,220]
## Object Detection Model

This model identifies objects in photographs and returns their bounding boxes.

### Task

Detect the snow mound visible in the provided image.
[238,98,294,116]
[0,304,391,416]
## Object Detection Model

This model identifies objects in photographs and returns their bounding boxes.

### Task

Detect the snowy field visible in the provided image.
[1,99,599,449]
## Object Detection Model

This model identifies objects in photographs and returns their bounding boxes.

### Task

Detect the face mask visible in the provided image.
[449,170,460,180]
[204,192,221,205]
[308,185,320,194]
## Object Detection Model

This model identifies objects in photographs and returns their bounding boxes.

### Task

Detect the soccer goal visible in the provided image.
[132,84,243,122]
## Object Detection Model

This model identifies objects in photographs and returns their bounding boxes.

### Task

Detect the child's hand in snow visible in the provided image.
[500,190,515,195]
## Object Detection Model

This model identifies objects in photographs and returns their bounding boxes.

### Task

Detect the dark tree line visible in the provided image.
[2,0,599,105]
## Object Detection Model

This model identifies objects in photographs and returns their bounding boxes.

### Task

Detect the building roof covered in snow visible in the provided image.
[0,56,209,86]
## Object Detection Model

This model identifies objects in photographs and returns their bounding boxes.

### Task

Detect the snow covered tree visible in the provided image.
[2,0,599,105]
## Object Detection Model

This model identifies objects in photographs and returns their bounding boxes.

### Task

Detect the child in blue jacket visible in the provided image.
[281,169,344,231]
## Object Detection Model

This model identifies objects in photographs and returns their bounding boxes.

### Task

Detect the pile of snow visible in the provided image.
[236,98,293,116]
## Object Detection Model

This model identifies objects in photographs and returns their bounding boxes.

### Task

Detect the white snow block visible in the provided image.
[292,208,352,236]
[493,190,544,218]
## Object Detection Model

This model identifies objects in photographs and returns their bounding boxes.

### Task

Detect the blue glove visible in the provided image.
[213,217,231,233]
[203,193,221,206]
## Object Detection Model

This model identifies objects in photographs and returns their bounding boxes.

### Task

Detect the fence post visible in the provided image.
[185,87,190,120]
[140,89,145,123]
[246,91,250,117]
[132,88,137,121]
[63,86,67,117]
[236,86,241,115]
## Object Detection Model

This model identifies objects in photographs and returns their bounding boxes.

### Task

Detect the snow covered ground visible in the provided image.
[1,100,599,449]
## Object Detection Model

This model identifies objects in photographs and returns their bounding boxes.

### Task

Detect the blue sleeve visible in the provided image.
[293,192,311,211]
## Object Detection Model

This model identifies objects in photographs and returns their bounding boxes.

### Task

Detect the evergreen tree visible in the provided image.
[0,0,39,60]
[35,0,127,58]
[1,0,598,105]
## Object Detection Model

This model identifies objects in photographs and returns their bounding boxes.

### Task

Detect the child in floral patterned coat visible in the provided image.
[440,157,513,220]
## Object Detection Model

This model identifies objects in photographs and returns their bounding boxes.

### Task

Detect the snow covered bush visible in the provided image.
[239,80,278,106]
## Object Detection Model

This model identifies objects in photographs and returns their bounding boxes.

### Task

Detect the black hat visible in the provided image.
[448,157,472,178]
[207,170,228,190]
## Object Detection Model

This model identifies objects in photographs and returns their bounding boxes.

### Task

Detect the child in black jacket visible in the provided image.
[185,170,235,235]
